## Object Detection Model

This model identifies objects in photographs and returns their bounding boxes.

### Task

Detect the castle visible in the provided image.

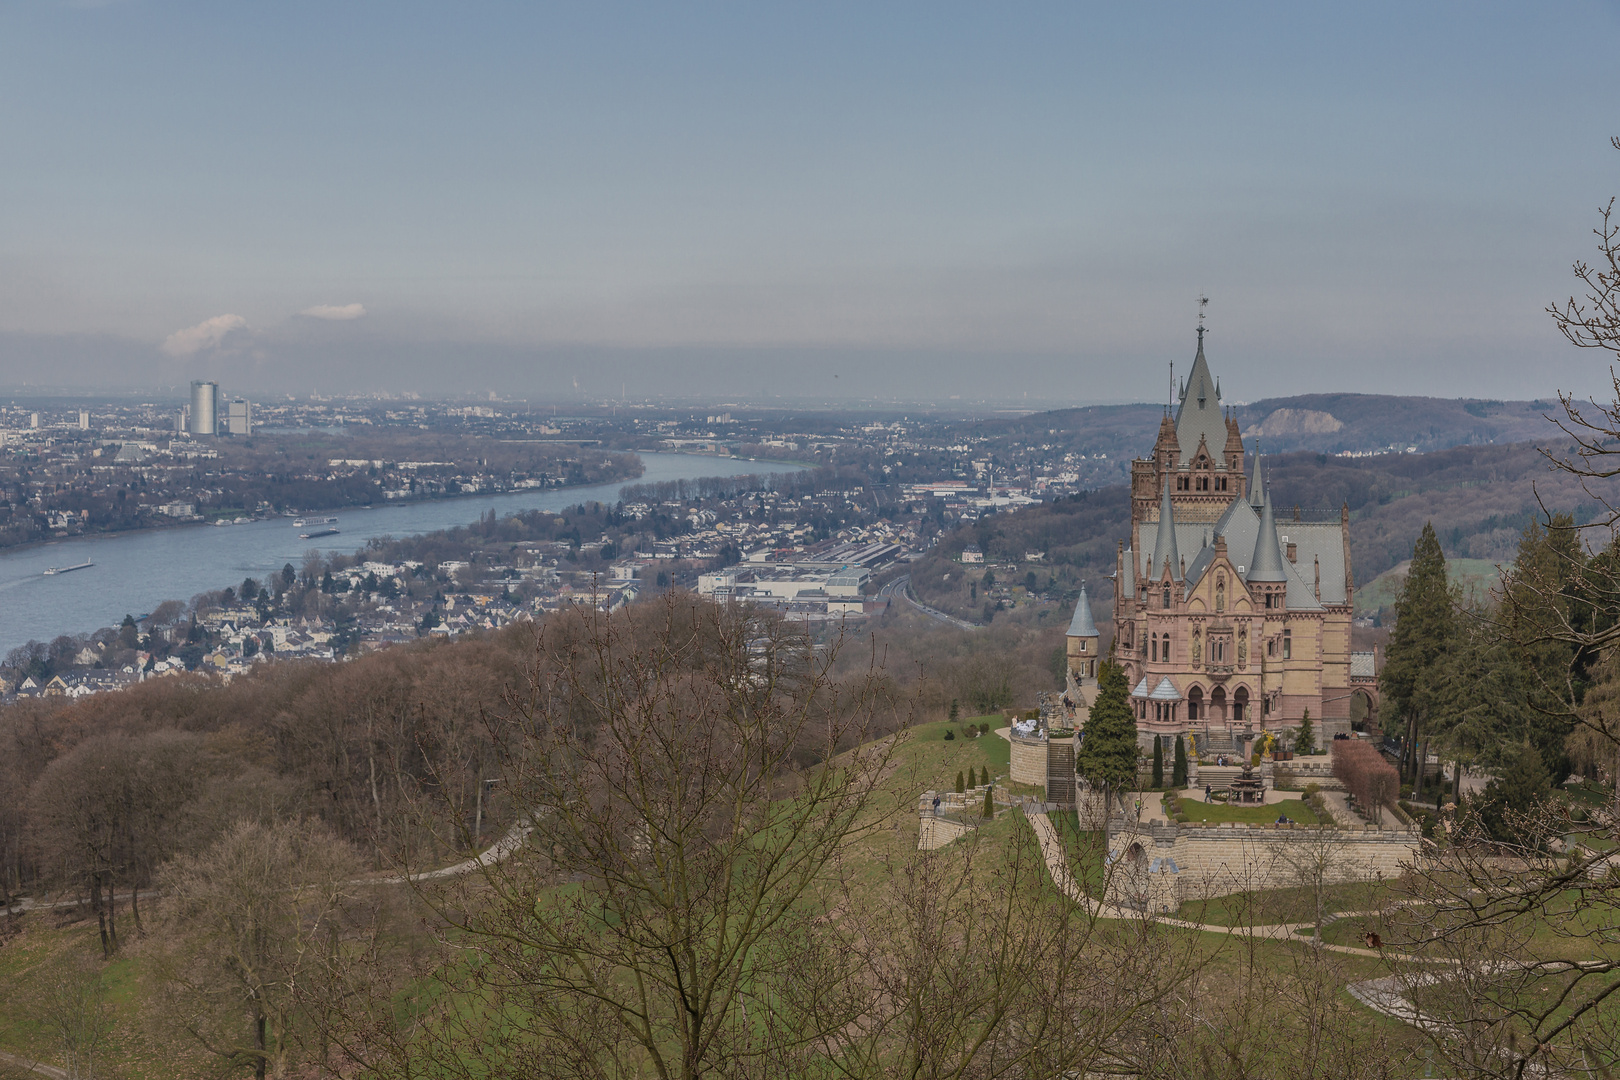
[1062,327,1375,750]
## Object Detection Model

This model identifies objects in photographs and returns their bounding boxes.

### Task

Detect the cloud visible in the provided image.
[300,303,367,321]
[161,314,248,357]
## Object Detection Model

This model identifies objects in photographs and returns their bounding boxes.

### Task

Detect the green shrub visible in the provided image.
[944,729,955,741]
[982,787,994,819]
[955,771,965,794]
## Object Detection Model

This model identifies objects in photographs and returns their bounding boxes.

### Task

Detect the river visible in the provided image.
[0,452,792,655]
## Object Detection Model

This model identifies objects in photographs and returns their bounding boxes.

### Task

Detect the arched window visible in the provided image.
[1151,634,1158,662]
[1162,587,1171,608]
[1163,637,1171,664]
[1283,628,1292,660]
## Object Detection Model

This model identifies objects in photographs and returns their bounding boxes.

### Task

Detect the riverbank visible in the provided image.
[0,453,796,655]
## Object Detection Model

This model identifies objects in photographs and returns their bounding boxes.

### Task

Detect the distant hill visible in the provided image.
[956,393,1568,471]
[1232,394,1562,455]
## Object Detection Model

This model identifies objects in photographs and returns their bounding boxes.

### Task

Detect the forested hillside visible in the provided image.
[908,439,1620,623]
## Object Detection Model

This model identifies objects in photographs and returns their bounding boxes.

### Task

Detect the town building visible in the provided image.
[225,397,252,436]
[1111,328,1375,749]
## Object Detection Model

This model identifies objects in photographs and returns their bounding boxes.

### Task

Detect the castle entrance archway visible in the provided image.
[1233,686,1250,726]
[1210,685,1227,724]
[1187,685,1204,722]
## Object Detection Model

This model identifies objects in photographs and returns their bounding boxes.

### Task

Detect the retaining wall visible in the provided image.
[1105,819,1419,909]
[1009,733,1047,787]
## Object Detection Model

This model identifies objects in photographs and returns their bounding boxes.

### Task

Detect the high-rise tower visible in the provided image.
[190,381,219,436]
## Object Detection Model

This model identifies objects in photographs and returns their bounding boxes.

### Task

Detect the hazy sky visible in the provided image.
[3,2,1619,404]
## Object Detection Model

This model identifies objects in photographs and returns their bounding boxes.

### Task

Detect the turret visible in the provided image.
[1249,444,1266,508]
[1152,473,1181,582]
[1223,410,1245,473]
[1066,583,1100,680]
[1155,410,1180,471]
[1248,483,1288,586]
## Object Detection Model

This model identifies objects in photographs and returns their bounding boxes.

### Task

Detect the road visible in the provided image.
[880,574,979,631]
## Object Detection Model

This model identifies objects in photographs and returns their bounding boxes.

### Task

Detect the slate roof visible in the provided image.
[1066,584,1099,637]
[1247,484,1289,583]
[1129,676,1183,701]
[1351,651,1377,678]
[1130,495,1347,611]
[1175,329,1228,465]
[1150,474,1181,581]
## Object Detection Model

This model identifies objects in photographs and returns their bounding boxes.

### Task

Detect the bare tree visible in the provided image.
[18,952,117,1080]
[1382,800,1620,1077]
[363,596,912,1079]
[149,817,361,1080]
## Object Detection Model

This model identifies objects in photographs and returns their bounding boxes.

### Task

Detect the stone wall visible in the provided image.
[1104,819,1419,909]
[1009,732,1047,787]
[1009,731,1078,804]
[918,814,976,851]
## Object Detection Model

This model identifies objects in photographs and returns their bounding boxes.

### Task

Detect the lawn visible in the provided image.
[1172,797,1320,825]
[906,716,1011,794]
[1180,879,1400,928]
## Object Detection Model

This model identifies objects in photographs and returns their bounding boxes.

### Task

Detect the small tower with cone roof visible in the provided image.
[1065,582,1100,682]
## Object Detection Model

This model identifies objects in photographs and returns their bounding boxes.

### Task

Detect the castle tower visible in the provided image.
[1065,583,1100,680]
[1131,328,1246,525]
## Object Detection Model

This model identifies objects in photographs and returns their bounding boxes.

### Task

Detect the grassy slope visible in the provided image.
[0,917,207,1080]
[1354,557,1501,617]
[0,713,1476,1075]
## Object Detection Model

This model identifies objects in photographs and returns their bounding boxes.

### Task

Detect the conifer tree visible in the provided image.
[1150,737,1164,789]
[1172,735,1188,787]
[1296,710,1315,756]
[950,699,960,722]
[1076,661,1138,795]
[955,770,965,794]
[1379,523,1456,779]
[982,785,994,818]
[1498,514,1586,782]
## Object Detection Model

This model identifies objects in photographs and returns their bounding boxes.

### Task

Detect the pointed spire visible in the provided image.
[1066,583,1098,638]
[1153,473,1180,581]
[1249,441,1265,507]
[1248,482,1288,583]
[1176,325,1225,462]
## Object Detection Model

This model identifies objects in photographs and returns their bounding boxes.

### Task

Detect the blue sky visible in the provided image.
[2,1,1618,403]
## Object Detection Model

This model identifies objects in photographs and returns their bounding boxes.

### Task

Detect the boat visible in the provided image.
[43,560,94,576]
[299,527,340,539]
[292,516,339,528]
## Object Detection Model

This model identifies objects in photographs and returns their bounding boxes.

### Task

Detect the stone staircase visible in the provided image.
[1194,728,1247,756]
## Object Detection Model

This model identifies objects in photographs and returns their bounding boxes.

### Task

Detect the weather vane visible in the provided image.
[1198,293,1209,330]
